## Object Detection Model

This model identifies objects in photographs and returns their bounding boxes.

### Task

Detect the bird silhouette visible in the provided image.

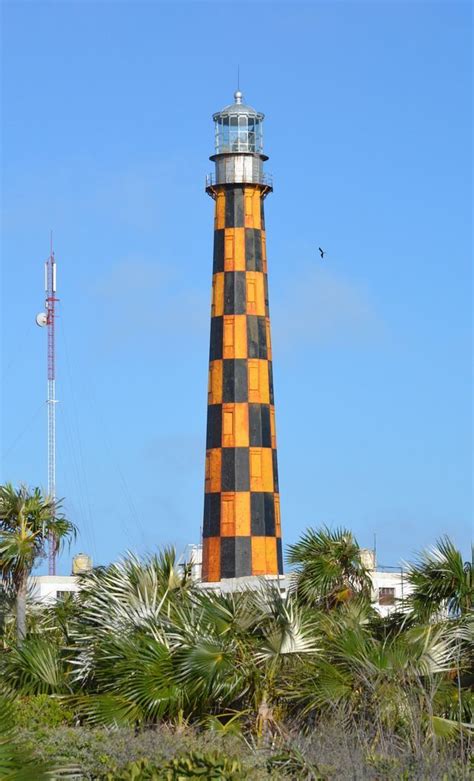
[318,247,326,259]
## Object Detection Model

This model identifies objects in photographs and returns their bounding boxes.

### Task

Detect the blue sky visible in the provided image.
[1,0,471,574]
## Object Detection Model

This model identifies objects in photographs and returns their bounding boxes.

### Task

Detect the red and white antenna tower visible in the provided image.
[36,233,59,575]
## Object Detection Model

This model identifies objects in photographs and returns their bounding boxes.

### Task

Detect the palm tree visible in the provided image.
[1,543,470,770]
[65,554,318,732]
[0,576,16,649]
[281,605,463,749]
[406,537,473,620]
[0,483,77,644]
[287,526,372,609]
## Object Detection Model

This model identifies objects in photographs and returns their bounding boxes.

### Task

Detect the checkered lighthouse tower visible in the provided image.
[202,90,283,582]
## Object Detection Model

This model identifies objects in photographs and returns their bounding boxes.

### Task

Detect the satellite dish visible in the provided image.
[36,312,47,327]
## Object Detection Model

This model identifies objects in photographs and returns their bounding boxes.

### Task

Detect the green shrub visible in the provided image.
[0,694,57,780]
[16,726,269,779]
[13,694,75,729]
[102,752,245,780]
[17,726,118,778]
[15,722,468,780]
[266,748,322,780]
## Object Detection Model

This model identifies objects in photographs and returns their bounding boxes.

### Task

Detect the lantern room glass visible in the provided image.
[215,114,263,154]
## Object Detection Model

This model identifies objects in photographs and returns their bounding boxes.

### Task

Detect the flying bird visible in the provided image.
[318,247,326,259]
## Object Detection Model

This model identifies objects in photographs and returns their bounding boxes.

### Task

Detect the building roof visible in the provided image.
[213,91,264,121]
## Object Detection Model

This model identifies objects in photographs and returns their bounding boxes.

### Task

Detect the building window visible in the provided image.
[56,591,71,600]
[379,587,396,606]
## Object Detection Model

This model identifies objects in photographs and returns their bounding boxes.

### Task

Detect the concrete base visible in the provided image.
[197,574,289,595]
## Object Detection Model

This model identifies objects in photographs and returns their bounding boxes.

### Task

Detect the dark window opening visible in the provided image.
[379,587,396,606]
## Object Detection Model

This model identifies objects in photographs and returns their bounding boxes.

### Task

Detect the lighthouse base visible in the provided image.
[198,573,288,596]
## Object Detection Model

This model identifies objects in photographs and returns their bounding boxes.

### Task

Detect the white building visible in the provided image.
[29,575,80,604]
[371,568,411,617]
[27,553,91,605]
[28,548,412,616]
[181,544,412,615]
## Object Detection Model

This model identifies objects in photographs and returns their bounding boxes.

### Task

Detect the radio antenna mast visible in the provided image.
[36,233,59,575]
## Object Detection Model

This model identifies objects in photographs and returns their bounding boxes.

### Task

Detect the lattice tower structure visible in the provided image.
[45,247,58,575]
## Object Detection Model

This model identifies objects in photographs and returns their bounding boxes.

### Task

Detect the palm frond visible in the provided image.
[287,525,372,608]
[3,638,70,694]
[256,598,319,660]
[405,537,473,619]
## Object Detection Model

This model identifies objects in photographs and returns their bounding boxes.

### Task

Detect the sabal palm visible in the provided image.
[0,482,76,643]
[2,539,470,755]
[172,587,318,730]
[282,605,461,746]
[69,550,198,723]
[406,537,473,620]
[68,556,318,729]
[287,526,372,609]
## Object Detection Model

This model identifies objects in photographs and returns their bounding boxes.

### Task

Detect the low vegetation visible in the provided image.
[0,484,472,779]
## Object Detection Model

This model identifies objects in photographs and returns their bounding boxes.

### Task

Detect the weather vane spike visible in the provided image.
[237,64,240,92]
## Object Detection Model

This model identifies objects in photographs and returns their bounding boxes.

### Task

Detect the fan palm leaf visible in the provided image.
[3,637,71,694]
[287,526,371,609]
[406,537,473,619]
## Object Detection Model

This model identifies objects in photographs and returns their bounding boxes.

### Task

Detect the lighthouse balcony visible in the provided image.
[206,169,273,190]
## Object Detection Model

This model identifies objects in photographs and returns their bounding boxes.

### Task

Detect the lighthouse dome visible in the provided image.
[213,90,264,122]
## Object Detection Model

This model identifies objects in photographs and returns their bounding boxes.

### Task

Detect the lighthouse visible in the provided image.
[202,90,283,582]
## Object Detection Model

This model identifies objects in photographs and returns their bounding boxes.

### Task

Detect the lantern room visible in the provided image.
[207,90,271,191]
[213,90,264,155]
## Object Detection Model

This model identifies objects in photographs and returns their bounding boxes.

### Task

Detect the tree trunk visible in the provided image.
[257,695,273,743]
[16,575,27,645]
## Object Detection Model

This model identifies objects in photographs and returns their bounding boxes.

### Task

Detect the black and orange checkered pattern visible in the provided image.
[202,184,283,581]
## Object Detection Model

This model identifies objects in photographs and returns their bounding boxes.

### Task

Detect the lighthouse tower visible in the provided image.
[202,90,283,582]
